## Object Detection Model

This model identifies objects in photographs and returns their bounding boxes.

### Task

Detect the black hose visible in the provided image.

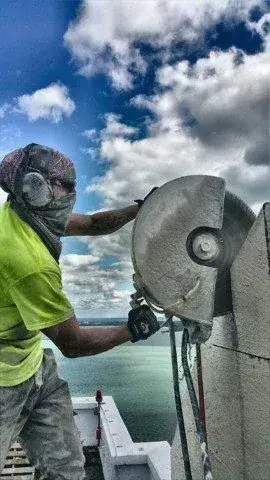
[181,328,213,480]
[169,317,193,480]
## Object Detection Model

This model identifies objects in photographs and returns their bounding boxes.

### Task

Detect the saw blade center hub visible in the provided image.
[200,241,211,252]
[192,233,220,261]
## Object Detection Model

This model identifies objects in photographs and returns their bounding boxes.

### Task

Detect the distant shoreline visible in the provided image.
[78,318,126,327]
[77,320,167,327]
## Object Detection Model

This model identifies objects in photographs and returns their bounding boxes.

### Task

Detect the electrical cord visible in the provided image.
[130,284,213,479]
[169,317,193,480]
[196,344,208,446]
[182,329,213,480]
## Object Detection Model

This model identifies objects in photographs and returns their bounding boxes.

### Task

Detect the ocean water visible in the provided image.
[42,325,185,445]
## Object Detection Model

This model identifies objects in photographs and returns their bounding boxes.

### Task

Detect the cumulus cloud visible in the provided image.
[101,113,138,139]
[60,251,132,317]
[247,12,270,52]
[60,228,136,317]
[81,128,97,139]
[86,49,269,210]
[221,163,269,206]
[0,189,7,204]
[16,82,75,123]
[79,229,133,266]
[61,254,100,267]
[64,0,261,89]
[80,114,138,164]
[154,48,269,161]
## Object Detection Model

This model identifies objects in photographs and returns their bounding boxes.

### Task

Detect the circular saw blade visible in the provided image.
[213,190,255,316]
[131,177,256,320]
[131,176,227,324]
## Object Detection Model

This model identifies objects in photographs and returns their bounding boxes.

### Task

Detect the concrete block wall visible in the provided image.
[171,203,270,480]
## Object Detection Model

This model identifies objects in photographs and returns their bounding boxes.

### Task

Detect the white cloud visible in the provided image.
[80,114,138,165]
[78,229,134,264]
[60,252,132,317]
[64,0,261,89]
[81,128,97,139]
[61,254,100,267]
[112,289,132,306]
[101,113,138,139]
[0,189,7,205]
[87,52,269,209]
[152,47,269,160]
[247,12,270,52]
[81,115,138,159]
[16,82,75,123]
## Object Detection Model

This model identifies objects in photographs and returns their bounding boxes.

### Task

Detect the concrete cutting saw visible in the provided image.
[131,176,255,340]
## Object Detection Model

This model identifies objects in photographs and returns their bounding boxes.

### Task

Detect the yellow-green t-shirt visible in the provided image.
[0,201,74,386]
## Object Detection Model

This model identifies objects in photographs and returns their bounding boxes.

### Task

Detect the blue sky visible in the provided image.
[0,0,269,317]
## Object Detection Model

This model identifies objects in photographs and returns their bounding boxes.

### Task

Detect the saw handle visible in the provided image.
[127,305,160,342]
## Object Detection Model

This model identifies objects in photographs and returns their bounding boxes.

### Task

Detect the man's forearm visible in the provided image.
[65,204,139,236]
[65,325,132,357]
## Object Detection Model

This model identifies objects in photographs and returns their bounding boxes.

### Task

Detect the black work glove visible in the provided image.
[134,187,158,208]
[127,305,160,343]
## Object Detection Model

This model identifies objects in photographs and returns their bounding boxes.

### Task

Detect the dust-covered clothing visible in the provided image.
[0,201,74,386]
[0,349,85,479]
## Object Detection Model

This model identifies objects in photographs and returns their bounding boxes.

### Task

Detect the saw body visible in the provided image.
[131,175,255,340]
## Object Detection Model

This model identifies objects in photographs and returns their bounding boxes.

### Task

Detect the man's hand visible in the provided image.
[134,187,158,208]
[127,305,160,342]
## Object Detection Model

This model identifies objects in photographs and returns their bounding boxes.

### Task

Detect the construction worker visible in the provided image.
[0,143,159,479]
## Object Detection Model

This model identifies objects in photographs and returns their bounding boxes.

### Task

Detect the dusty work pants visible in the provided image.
[0,348,85,480]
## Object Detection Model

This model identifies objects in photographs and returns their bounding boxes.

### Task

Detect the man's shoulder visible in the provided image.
[0,203,60,287]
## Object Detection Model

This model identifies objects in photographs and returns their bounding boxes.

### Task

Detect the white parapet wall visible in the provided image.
[72,396,171,480]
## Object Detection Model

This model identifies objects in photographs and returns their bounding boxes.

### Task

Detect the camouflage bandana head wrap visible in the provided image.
[0,143,76,262]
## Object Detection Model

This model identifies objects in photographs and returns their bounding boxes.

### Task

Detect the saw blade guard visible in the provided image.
[131,175,255,333]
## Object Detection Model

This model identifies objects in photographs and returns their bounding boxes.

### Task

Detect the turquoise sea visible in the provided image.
[42,322,184,445]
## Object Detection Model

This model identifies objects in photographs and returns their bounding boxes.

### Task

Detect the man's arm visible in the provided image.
[64,204,139,236]
[42,315,132,357]
[42,306,160,357]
